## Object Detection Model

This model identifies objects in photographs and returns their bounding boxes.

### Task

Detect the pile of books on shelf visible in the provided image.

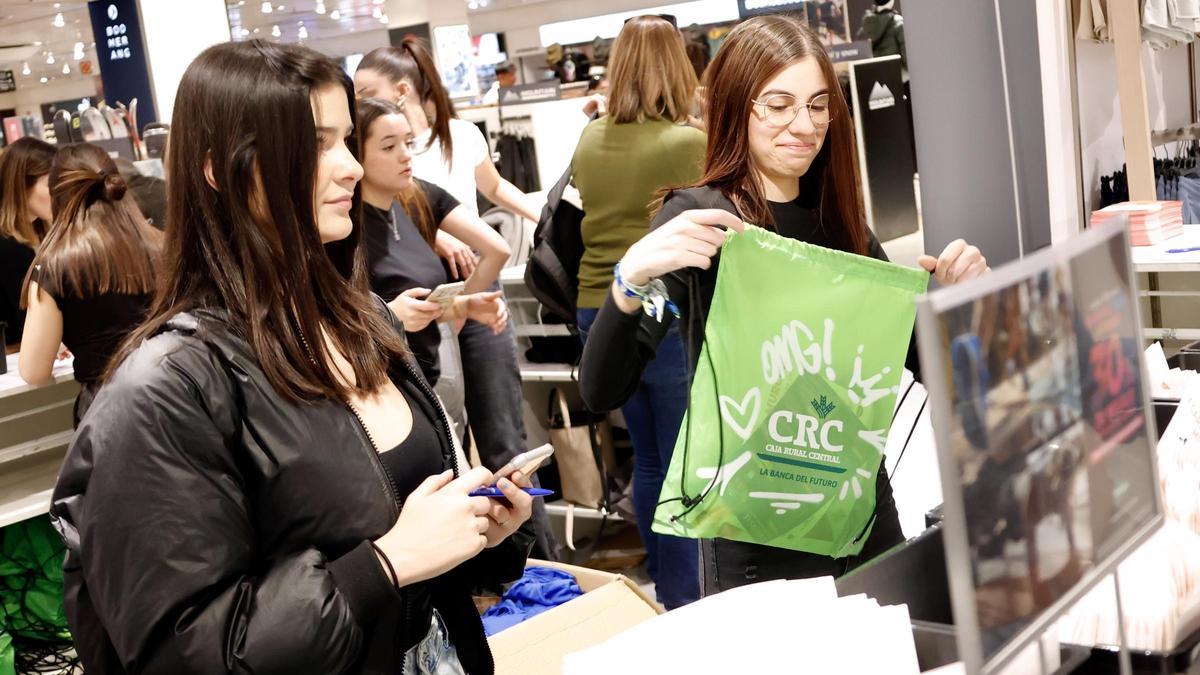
[1091,201,1184,246]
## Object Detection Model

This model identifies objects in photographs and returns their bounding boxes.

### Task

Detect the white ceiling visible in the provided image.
[0,1,101,90]
[225,0,400,44]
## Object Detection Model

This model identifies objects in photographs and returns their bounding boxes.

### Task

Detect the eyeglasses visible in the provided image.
[624,13,678,29]
[750,93,834,128]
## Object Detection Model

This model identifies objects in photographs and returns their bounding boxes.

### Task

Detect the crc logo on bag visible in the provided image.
[653,226,928,557]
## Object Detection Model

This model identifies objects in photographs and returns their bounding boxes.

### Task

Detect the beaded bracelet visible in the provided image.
[614,261,679,322]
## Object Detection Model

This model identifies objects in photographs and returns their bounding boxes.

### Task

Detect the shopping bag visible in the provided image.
[547,387,610,509]
[0,632,11,675]
[0,516,70,641]
[653,226,928,557]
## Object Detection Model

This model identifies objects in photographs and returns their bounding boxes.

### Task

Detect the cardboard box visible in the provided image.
[489,559,664,675]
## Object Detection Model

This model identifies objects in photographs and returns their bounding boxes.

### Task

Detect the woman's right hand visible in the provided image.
[618,209,745,287]
[373,466,495,587]
[387,288,444,333]
[434,230,479,281]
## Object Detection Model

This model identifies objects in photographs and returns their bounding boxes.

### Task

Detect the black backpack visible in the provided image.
[524,164,584,324]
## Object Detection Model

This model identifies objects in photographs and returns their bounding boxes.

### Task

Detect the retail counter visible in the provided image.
[0,354,77,528]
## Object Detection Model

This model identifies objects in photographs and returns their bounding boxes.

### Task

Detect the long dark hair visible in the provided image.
[108,40,408,403]
[0,137,56,245]
[688,15,868,255]
[357,39,457,168]
[21,143,161,304]
[356,97,438,246]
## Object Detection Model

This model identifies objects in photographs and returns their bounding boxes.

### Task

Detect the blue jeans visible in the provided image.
[456,289,558,561]
[577,307,700,609]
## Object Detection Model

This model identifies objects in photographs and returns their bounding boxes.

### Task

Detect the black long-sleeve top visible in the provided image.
[579,185,922,413]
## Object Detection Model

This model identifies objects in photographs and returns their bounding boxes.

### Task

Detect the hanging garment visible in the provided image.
[1179,175,1200,224]
[1143,0,1194,49]
[1076,0,1111,42]
[1173,0,1200,33]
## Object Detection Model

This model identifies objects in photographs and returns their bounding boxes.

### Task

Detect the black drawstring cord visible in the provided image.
[849,380,927,547]
[657,269,726,522]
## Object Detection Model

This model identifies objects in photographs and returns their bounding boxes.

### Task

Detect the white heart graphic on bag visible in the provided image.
[719,388,761,441]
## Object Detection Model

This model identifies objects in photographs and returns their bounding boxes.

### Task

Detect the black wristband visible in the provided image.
[369,541,401,591]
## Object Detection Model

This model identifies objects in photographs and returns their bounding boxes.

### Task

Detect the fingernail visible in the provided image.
[499,479,510,489]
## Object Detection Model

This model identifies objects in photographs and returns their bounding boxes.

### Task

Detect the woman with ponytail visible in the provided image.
[355,39,542,224]
[356,42,553,559]
[18,142,160,423]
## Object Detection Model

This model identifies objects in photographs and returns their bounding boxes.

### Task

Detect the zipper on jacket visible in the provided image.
[394,357,461,478]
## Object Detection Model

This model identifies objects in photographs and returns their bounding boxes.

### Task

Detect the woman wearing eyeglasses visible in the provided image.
[578,15,989,595]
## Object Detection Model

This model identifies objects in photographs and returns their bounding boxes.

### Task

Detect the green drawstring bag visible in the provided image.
[0,516,70,642]
[653,225,928,557]
[0,631,12,675]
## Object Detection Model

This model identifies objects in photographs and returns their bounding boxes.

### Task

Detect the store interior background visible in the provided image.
[2,0,1199,615]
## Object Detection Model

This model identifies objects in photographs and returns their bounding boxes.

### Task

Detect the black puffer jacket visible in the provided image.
[51,305,532,674]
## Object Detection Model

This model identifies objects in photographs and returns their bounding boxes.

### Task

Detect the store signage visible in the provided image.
[828,41,872,64]
[88,0,157,125]
[499,82,561,106]
[867,81,895,111]
[737,0,810,18]
[0,70,15,93]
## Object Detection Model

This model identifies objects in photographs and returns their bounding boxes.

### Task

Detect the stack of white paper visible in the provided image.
[561,576,921,675]
[1145,342,1200,400]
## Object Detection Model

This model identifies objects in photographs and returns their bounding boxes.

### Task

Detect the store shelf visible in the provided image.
[515,324,573,338]
[519,360,578,382]
[544,501,623,523]
[0,354,75,400]
[0,446,67,529]
[500,264,527,285]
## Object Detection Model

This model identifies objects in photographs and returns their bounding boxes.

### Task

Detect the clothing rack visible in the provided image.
[1152,123,1200,147]
[491,115,534,140]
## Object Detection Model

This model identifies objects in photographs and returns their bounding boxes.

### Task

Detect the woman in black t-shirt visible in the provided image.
[357,97,510,385]
[0,137,56,349]
[18,143,160,423]
[580,16,990,596]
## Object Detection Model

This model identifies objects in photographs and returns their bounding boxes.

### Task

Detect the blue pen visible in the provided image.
[469,487,555,499]
[1167,246,1200,254]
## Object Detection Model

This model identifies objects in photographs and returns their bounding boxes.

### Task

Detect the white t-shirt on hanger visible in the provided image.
[411,117,490,217]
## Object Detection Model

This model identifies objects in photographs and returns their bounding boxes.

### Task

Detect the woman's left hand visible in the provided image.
[918,239,989,285]
[483,470,534,549]
[463,291,509,335]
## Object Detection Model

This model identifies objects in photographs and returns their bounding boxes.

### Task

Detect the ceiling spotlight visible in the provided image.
[271,24,281,37]
[276,4,285,10]
[40,77,48,84]
[379,13,388,23]
[371,6,382,18]
[298,25,308,39]
[373,0,384,4]
[261,1,272,12]
[330,8,340,19]
[238,0,245,5]
[241,27,251,37]
[315,0,325,14]
[253,27,260,33]
[62,63,70,74]
[73,41,85,60]
[32,41,42,46]
[21,62,30,76]
[52,12,64,27]
[46,52,55,65]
